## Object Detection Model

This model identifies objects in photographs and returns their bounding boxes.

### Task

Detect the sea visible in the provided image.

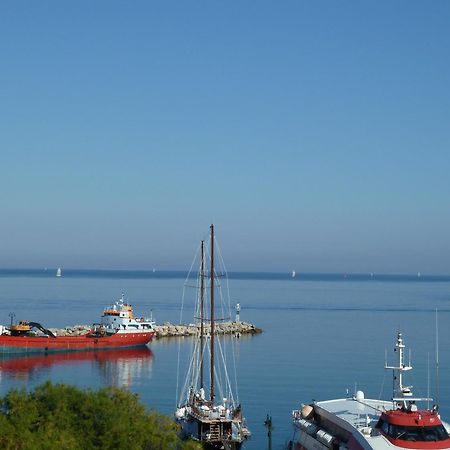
[1,269,450,450]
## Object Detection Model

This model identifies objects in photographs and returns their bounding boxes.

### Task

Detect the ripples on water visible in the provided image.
[0,270,449,449]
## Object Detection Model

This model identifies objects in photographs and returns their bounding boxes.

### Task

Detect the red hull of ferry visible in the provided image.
[0,331,155,354]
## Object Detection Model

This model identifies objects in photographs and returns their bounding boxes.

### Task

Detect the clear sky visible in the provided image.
[1,1,450,273]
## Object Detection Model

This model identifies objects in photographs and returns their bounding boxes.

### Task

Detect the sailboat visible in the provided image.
[56,267,62,277]
[175,225,250,449]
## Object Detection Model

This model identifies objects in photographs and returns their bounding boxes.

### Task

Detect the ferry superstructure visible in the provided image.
[289,332,450,450]
[101,294,155,335]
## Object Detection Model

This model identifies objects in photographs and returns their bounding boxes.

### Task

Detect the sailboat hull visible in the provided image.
[178,413,246,450]
[202,441,242,450]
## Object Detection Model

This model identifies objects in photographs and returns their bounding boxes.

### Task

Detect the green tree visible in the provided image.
[0,382,201,450]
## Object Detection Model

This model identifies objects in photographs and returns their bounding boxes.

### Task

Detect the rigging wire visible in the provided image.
[215,238,240,402]
[175,241,202,407]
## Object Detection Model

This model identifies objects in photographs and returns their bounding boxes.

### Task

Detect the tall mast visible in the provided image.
[385,332,412,399]
[210,224,215,403]
[200,240,205,389]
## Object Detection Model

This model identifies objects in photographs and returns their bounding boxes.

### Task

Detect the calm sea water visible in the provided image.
[1,269,450,450]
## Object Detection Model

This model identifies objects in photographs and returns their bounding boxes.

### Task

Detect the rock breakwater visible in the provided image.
[154,321,262,339]
[46,322,262,338]
[48,325,91,337]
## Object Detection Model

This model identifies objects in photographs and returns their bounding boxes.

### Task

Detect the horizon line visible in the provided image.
[0,267,448,279]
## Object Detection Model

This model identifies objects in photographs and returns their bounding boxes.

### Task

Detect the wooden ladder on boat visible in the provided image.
[209,423,221,440]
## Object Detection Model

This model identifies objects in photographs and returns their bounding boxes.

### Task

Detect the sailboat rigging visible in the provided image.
[175,225,250,449]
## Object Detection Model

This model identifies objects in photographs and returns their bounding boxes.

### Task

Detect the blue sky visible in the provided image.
[1,1,450,273]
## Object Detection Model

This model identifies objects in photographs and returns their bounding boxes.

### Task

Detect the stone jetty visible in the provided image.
[47,322,262,338]
[48,325,91,337]
[153,321,262,339]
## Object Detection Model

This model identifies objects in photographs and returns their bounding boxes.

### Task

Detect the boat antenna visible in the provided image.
[264,414,273,450]
[210,224,215,403]
[200,240,205,390]
[427,352,430,410]
[385,332,413,404]
[435,308,440,409]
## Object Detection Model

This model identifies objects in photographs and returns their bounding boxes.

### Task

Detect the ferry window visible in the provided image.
[385,424,449,441]
[423,426,449,441]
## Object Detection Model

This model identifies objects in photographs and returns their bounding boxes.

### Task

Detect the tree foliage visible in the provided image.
[0,382,201,450]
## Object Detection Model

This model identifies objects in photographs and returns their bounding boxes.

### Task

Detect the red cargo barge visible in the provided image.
[0,294,156,354]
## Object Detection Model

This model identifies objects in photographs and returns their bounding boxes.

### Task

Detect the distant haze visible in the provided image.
[1,2,450,275]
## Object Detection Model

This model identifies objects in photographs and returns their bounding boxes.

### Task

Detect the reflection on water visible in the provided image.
[0,347,153,387]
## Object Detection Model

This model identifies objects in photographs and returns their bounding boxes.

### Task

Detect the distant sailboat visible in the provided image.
[292,270,296,278]
[56,268,62,278]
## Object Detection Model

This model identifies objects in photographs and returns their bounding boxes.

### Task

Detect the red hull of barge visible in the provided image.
[0,331,155,354]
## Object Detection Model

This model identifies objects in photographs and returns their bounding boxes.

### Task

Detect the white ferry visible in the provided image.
[289,332,450,450]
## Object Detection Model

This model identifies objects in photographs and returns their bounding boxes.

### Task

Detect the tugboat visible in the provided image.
[289,332,450,449]
[0,294,156,354]
[175,225,250,449]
